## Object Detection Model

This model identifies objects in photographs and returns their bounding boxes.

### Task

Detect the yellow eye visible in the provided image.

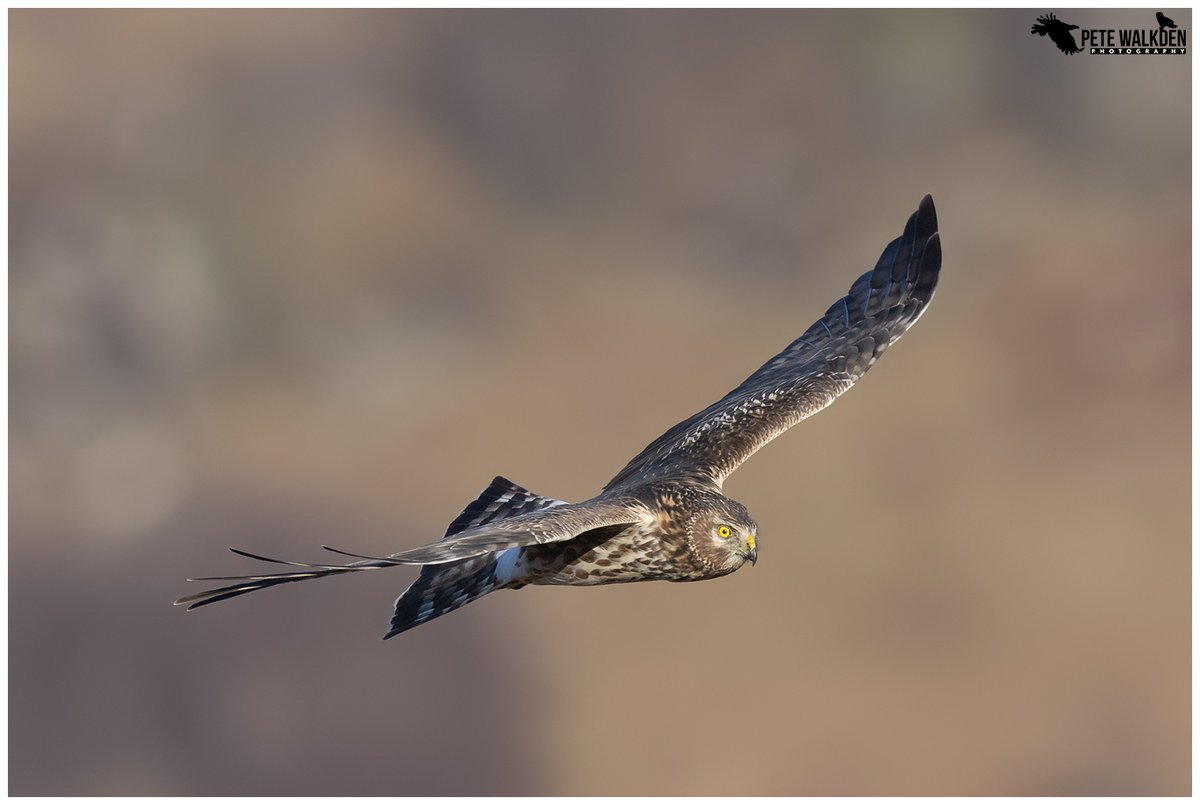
[717,525,733,539]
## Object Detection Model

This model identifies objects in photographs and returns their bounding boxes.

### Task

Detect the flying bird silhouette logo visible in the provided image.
[1031,13,1083,54]
[1155,11,1177,30]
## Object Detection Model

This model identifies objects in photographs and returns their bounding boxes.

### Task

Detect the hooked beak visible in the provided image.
[743,534,758,565]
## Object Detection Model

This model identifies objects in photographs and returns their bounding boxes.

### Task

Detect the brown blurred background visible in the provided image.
[9,9,1190,796]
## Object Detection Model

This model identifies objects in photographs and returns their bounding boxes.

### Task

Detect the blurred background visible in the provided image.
[9,9,1190,796]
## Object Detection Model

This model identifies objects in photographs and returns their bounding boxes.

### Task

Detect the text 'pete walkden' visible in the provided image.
[1082,25,1187,55]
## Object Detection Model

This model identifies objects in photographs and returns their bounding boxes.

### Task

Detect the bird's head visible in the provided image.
[688,497,759,572]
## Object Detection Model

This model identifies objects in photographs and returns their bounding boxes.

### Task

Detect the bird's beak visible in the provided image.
[745,547,758,566]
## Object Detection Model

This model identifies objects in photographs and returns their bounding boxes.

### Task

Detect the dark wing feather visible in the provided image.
[443,476,566,537]
[605,194,941,490]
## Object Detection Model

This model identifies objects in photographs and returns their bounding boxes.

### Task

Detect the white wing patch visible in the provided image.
[493,547,523,584]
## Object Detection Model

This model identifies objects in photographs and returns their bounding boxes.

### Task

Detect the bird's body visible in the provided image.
[1156,11,1177,30]
[508,483,753,586]
[177,195,942,638]
[1031,13,1082,54]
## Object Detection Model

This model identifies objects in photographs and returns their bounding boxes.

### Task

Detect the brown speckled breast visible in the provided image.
[519,521,722,586]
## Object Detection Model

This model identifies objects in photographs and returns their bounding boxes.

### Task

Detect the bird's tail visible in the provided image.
[383,553,513,639]
[173,547,401,610]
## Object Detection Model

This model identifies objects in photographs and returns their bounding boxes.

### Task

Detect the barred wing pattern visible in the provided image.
[605,194,941,490]
[382,476,570,638]
[440,475,567,537]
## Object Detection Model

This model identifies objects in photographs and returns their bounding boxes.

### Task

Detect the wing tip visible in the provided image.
[173,592,215,610]
[913,193,939,240]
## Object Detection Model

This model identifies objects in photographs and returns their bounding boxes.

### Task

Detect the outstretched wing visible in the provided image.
[174,549,397,611]
[605,194,941,491]
[176,497,650,610]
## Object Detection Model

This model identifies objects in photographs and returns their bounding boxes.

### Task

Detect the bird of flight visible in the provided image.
[176,195,942,638]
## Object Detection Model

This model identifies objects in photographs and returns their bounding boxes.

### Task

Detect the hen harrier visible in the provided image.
[176,195,942,638]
